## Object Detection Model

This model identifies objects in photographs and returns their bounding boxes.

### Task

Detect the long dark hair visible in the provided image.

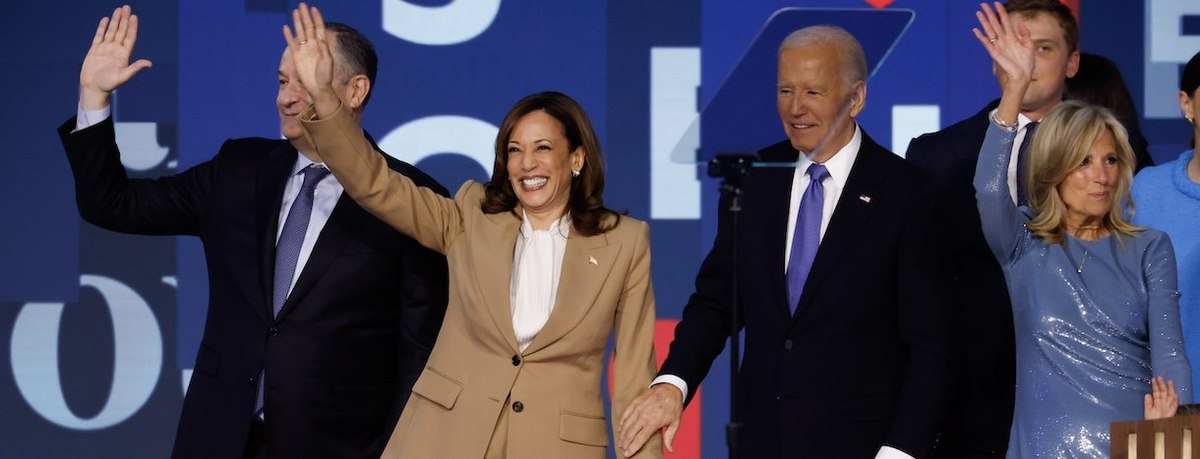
[482,92,620,236]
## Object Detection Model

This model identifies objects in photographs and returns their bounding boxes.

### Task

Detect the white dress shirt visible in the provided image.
[509,211,570,352]
[75,105,344,300]
[651,125,912,459]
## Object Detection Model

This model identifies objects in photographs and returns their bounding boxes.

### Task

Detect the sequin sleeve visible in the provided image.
[974,122,1024,265]
[1145,231,1193,403]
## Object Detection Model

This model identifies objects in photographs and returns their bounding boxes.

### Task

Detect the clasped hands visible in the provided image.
[617,383,684,457]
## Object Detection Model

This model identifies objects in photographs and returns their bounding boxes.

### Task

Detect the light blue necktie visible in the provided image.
[785,163,829,315]
[255,164,329,418]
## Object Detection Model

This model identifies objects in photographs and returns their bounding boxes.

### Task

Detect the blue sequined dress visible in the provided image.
[975,123,1192,458]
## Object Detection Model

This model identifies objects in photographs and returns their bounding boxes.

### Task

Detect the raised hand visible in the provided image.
[80,5,153,110]
[618,384,682,457]
[972,2,1033,124]
[283,3,339,116]
[1144,376,1179,420]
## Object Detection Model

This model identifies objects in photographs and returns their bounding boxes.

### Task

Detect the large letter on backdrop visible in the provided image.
[382,0,502,45]
[10,275,163,430]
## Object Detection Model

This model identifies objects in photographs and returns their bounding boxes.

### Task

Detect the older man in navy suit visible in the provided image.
[619,25,953,458]
[58,6,448,458]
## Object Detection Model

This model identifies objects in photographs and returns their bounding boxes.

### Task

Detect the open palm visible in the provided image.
[973,1,1033,91]
[80,5,152,108]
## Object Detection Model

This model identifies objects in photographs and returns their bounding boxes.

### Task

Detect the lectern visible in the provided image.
[1112,414,1200,459]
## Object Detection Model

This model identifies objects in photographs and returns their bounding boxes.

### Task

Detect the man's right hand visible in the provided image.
[79,5,153,110]
[618,383,683,457]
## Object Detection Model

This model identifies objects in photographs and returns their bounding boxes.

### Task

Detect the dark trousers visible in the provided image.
[242,419,268,459]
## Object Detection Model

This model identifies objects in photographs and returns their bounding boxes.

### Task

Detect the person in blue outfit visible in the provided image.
[972,3,1191,457]
[1132,50,1200,390]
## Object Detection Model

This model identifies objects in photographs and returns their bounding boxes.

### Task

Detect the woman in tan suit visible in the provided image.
[283,5,662,458]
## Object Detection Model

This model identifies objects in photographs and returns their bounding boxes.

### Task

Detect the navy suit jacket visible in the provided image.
[58,117,449,459]
[904,101,1016,458]
[660,131,953,458]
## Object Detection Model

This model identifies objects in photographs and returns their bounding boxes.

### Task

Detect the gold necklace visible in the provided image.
[1076,248,1089,273]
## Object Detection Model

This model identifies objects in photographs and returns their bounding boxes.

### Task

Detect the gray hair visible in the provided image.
[779,25,867,86]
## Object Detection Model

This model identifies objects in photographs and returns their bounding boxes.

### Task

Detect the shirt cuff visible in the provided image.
[876,446,914,459]
[650,374,688,402]
[76,104,112,132]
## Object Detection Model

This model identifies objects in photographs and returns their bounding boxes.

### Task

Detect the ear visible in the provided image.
[1180,90,1194,121]
[344,75,371,111]
[848,81,867,118]
[1064,50,1081,79]
[570,146,586,173]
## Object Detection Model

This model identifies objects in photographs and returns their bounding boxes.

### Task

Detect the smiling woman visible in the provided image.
[482,92,618,236]
[971,3,1191,457]
[283,6,660,458]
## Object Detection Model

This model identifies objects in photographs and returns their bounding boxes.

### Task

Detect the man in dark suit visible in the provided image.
[57,6,449,458]
[619,25,952,458]
[902,2,1151,457]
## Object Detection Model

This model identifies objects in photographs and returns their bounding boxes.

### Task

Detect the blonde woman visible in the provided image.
[973,3,1190,457]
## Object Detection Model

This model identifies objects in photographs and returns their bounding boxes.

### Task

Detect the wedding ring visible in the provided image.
[989,37,997,44]
[300,40,308,45]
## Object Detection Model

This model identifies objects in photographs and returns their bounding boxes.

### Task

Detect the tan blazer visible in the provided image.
[302,107,662,458]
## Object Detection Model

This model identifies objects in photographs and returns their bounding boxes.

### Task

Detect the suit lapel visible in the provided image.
[749,141,807,320]
[255,145,297,324]
[792,137,886,320]
[755,161,801,320]
[523,231,619,356]
[473,210,523,352]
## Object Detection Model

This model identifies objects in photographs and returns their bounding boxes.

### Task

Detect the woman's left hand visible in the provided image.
[973,1,1033,125]
[1144,376,1180,420]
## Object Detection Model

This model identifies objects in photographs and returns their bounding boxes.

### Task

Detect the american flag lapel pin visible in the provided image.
[859,194,872,203]
[588,256,598,266]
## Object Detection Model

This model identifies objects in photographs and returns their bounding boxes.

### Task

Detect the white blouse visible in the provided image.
[509,211,570,351]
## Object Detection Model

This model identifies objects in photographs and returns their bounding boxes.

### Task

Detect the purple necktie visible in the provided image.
[786,163,829,315]
[256,164,329,418]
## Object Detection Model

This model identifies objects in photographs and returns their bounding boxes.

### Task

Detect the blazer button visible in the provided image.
[511,355,521,366]
[268,327,279,337]
[512,401,524,413]
[248,376,257,386]
[783,339,793,350]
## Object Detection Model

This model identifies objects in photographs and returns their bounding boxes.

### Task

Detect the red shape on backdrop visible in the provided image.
[1061,0,1080,21]
[608,319,702,458]
[865,0,895,9]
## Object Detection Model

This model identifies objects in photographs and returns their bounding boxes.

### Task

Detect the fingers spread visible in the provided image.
[93,17,109,46]
[103,7,120,43]
[123,15,139,48]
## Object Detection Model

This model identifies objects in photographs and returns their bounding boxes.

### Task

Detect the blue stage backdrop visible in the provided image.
[2,1,1197,457]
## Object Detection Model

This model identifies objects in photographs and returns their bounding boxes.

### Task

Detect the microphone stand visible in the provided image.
[707,154,756,459]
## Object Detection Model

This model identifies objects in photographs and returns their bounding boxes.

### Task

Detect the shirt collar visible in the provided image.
[795,123,861,187]
[519,209,571,240]
[290,155,326,176]
[1016,112,1034,130]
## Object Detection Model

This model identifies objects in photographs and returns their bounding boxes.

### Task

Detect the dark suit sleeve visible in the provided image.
[658,186,740,405]
[57,116,214,236]
[885,181,954,456]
